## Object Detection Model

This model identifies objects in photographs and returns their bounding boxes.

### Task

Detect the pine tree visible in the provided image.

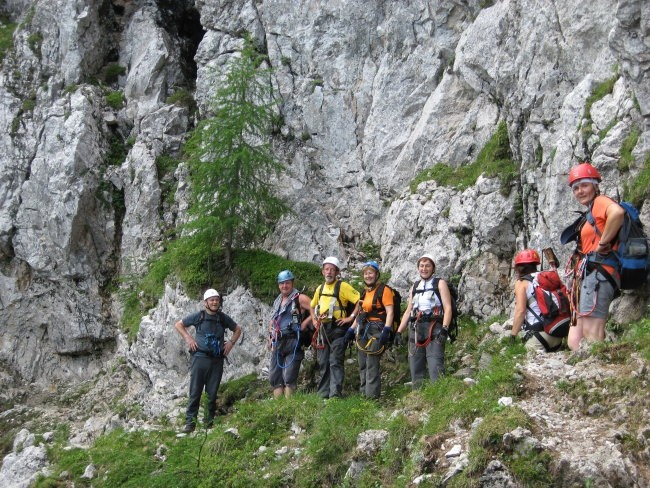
[185,38,287,267]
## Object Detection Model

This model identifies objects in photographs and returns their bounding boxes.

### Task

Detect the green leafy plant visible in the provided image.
[105,90,125,109]
[167,88,197,114]
[618,126,640,172]
[26,31,42,56]
[410,121,518,196]
[623,151,650,209]
[184,36,288,267]
[584,71,619,120]
[101,63,126,84]
[0,16,17,60]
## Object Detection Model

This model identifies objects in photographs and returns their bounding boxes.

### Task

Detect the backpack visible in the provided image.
[585,200,649,290]
[522,271,570,338]
[194,311,225,357]
[412,278,459,343]
[314,280,357,318]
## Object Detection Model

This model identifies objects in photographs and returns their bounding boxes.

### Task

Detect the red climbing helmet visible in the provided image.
[514,249,541,266]
[568,162,602,186]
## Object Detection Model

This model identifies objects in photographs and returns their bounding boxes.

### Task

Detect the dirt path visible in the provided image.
[518,350,649,487]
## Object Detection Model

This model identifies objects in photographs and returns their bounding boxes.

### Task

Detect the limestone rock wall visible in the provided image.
[0,0,647,395]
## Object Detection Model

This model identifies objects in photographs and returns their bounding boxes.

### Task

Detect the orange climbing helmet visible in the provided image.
[568,162,602,186]
[514,249,541,266]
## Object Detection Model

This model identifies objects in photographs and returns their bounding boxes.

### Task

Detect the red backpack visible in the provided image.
[523,270,570,338]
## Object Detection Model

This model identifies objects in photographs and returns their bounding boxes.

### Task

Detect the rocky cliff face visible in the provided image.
[0,0,648,417]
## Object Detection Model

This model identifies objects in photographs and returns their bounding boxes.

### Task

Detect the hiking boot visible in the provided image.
[182,423,195,434]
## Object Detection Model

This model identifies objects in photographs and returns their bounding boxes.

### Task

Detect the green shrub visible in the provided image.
[105,90,125,109]
[410,121,518,196]
[105,133,127,166]
[618,126,640,172]
[0,17,17,60]
[623,151,650,209]
[584,71,618,120]
[166,88,197,114]
[101,63,126,84]
[26,31,42,56]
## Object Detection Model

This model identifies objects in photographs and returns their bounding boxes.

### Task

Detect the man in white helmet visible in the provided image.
[174,288,242,432]
[310,256,360,398]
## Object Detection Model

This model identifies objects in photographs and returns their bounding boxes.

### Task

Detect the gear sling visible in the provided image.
[271,290,304,369]
[355,283,400,355]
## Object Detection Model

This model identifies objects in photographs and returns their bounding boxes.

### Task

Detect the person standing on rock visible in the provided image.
[268,270,312,399]
[310,256,360,399]
[395,254,453,388]
[174,288,241,432]
[510,249,566,352]
[563,163,624,351]
[350,260,395,399]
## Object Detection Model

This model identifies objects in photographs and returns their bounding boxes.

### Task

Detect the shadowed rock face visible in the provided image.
[0,0,647,394]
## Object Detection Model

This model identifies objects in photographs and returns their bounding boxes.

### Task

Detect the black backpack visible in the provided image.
[412,278,459,342]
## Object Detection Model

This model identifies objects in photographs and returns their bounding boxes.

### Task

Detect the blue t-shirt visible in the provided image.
[182,310,238,357]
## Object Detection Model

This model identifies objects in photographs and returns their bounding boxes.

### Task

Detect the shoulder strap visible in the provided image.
[333,280,344,309]
[586,196,616,238]
[195,310,206,331]
[431,278,443,310]
[410,279,421,298]
[293,292,302,317]
[374,283,386,309]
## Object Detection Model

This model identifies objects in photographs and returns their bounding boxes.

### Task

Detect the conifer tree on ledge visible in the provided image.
[185,35,288,268]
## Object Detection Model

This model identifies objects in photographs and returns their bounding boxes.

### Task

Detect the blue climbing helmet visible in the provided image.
[362,260,380,274]
[277,270,295,283]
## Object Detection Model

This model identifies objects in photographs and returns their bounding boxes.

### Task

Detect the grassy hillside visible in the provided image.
[27,315,650,487]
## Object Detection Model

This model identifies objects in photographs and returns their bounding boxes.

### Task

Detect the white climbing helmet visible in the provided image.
[203,288,220,301]
[322,256,341,269]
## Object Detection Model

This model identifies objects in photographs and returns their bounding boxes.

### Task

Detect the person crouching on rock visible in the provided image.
[510,249,565,352]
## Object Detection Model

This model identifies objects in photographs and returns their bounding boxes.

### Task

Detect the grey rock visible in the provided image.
[478,460,517,488]
[0,430,49,488]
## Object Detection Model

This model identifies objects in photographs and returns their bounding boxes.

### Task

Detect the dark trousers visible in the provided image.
[269,336,304,389]
[409,322,445,388]
[186,355,224,425]
[357,322,384,399]
[317,329,347,398]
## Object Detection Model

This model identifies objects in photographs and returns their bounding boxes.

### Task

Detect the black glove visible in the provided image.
[344,327,356,344]
[393,332,404,347]
[434,326,449,343]
[509,335,518,345]
[379,326,392,345]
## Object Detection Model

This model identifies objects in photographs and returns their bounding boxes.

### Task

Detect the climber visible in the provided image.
[310,256,360,398]
[174,288,242,433]
[564,162,624,351]
[395,254,453,388]
[268,270,312,398]
[510,249,568,352]
[349,260,395,399]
